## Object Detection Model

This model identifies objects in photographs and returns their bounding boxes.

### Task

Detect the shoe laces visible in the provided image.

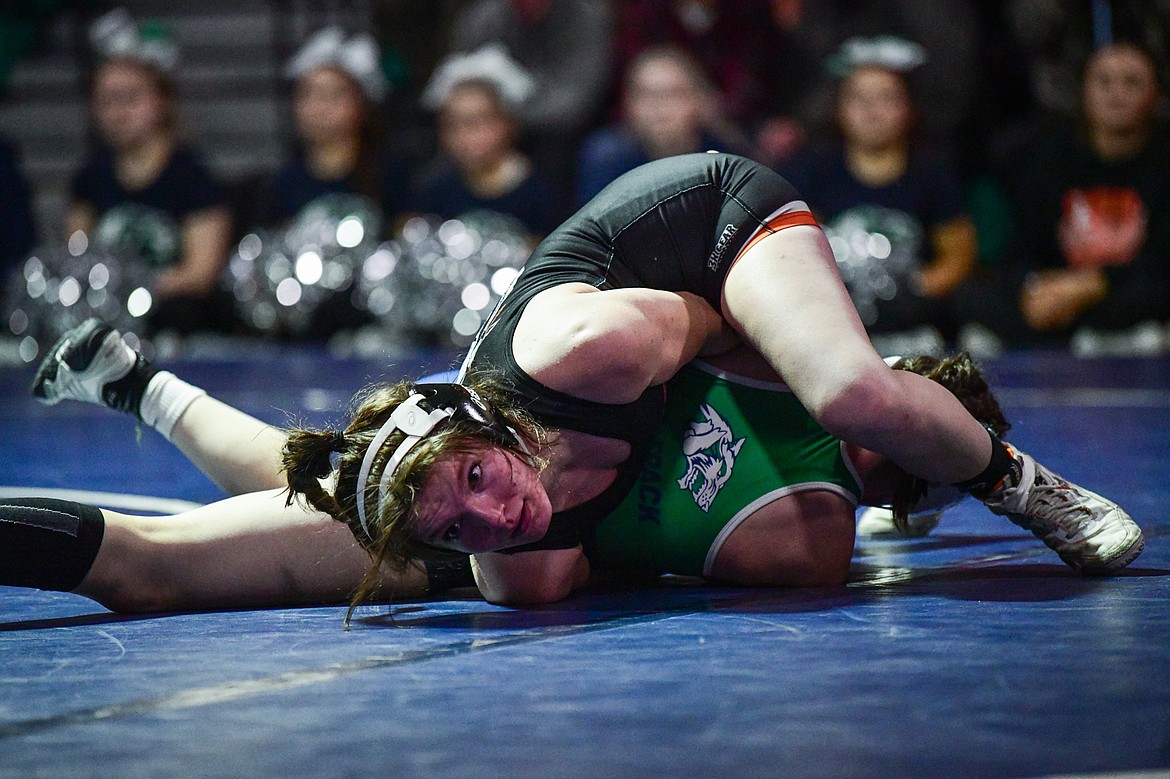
[1022,471,1099,541]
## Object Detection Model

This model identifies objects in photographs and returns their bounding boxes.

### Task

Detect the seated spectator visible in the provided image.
[782,37,976,344]
[954,41,1170,348]
[1005,0,1170,118]
[0,135,36,302]
[69,9,233,335]
[611,0,805,167]
[447,0,614,212]
[575,45,743,206]
[414,45,560,238]
[780,0,983,167]
[268,27,411,233]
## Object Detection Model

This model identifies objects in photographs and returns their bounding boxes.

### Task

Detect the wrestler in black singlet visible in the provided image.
[458,152,814,552]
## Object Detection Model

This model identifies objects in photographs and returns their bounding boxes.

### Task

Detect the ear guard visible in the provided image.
[354,383,523,541]
[412,383,523,449]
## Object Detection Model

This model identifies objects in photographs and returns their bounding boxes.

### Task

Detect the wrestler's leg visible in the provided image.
[77,491,427,613]
[33,318,287,495]
[720,225,993,484]
[720,226,1143,574]
[167,396,288,495]
[708,490,856,587]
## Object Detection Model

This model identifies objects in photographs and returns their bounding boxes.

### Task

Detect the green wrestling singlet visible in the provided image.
[591,362,863,577]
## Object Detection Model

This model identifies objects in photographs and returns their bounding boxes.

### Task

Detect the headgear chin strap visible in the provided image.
[353,383,523,541]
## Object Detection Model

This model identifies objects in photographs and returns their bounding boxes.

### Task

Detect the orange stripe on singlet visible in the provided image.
[726,209,820,275]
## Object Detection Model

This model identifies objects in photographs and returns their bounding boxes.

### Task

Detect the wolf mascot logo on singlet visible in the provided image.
[677,402,744,511]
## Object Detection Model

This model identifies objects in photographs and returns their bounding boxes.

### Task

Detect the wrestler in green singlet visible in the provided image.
[591,362,863,577]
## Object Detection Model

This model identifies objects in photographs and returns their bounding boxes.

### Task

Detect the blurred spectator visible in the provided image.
[782,0,983,167]
[69,9,233,335]
[782,37,976,345]
[1006,0,1170,117]
[575,45,742,206]
[372,1,474,166]
[414,45,560,238]
[0,136,37,302]
[447,0,614,212]
[955,42,1170,347]
[265,27,410,232]
[611,0,807,166]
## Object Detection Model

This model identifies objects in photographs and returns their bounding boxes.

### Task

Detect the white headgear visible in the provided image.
[89,8,180,73]
[353,383,526,543]
[285,27,388,103]
[355,394,453,540]
[421,44,535,112]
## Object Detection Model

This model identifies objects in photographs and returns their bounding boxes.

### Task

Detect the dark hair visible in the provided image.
[280,371,546,615]
[624,44,715,97]
[887,352,1010,530]
[291,65,387,209]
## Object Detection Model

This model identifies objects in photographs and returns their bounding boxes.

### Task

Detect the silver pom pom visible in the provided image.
[824,205,923,327]
[226,193,383,337]
[356,210,531,347]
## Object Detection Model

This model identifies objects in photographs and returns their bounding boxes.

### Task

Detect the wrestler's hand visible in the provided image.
[1020,269,1107,331]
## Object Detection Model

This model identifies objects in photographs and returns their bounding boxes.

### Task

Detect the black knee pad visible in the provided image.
[1,497,105,592]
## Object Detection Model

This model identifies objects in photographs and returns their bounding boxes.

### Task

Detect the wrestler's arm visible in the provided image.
[469,282,736,604]
[471,547,589,606]
[514,282,738,401]
[473,285,734,604]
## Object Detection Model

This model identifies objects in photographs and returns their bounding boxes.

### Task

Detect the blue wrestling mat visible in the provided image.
[1,343,1168,779]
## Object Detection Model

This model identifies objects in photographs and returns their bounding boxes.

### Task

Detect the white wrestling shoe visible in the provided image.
[856,506,943,538]
[31,318,143,412]
[981,447,1144,574]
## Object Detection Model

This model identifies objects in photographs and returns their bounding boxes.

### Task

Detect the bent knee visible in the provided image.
[709,495,856,588]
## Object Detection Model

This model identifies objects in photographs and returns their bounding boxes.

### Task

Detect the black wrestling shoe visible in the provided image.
[31,318,155,416]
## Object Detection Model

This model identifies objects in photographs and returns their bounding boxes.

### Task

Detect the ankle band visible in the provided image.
[955,429,1018,498]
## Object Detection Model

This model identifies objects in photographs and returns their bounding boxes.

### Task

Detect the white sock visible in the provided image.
[139,371,207,441]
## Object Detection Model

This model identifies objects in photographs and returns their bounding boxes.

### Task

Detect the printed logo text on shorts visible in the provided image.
[707,223,738,271]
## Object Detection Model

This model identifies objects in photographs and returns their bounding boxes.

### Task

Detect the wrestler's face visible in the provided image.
[414,443,552,554]
[1083,45,1159,136]
[295,66,365,146]
[838,66,913,151]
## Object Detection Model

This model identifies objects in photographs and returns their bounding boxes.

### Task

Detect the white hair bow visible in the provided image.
[285,26,388,102]
[421,44,535,112]
[827,36,927,77]
[89,8,180,73]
